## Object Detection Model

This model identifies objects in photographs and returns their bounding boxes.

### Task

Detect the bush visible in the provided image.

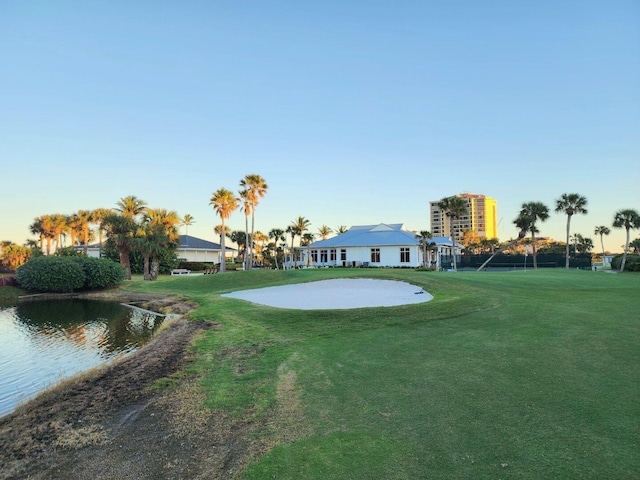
[71,256,126,289]
[16,256,126,293]
[611,254,640,272]
[177,261,213,272]
[16,256,86,293]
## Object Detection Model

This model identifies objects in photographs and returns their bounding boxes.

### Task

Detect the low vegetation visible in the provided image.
[117,268,639,479]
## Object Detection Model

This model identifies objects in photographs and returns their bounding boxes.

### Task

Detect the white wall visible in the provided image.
[176,249,221,263]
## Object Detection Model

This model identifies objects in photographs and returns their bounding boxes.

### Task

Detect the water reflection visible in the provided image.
[0,299,164,418]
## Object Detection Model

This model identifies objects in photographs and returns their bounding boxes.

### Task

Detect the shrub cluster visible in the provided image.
[177,261,214,271]
[16,256,125,293]
[611,254,640,272]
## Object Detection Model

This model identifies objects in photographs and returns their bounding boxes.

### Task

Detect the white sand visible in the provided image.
[221,278,433,310]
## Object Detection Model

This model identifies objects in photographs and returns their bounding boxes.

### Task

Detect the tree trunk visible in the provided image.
[143,255,151,281]
[450,224,457,271]
[119,247,132,280]
[532,232,538,269]
[244,214,250,270]
[476,231,527,271]
[565,215,572,268]
[220,220,226,273]
[150,256,160,280]
[620,228,630,272]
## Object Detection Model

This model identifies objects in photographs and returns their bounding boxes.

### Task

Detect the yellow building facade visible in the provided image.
[430,193,498,241]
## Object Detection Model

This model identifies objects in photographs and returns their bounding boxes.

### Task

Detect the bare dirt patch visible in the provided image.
[0,293,269,480]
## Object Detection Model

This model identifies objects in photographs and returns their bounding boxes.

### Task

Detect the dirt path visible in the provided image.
[0,294,263,480]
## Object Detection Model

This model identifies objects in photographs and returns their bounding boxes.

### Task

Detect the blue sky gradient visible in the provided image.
[1,1,638,251]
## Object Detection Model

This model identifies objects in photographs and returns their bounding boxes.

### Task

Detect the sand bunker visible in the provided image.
[222,278,433,310]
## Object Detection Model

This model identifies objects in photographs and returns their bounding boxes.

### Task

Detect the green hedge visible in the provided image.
[16,256,125,293]
[611,254,640,272]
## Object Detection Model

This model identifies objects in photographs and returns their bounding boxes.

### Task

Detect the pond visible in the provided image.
[0,299,164,418]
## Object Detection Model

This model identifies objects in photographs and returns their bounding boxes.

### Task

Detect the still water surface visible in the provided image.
[0,299,164,417]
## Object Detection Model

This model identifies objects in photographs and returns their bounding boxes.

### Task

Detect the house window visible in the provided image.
[330,249,336,261]
[320,250,328,262]
[340,249,347,261]
[311,250,318,262]
[400,247,410,263]
[371,248,380,263]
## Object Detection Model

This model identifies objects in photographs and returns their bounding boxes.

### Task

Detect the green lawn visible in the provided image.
[123,269,639,479]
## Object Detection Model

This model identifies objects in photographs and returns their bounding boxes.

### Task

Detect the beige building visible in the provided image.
[430,193,498,241]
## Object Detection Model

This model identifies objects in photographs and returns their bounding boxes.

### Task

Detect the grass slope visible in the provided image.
[123,269,639,479]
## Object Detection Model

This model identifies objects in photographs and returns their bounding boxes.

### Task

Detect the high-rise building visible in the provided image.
[430,193,498,241]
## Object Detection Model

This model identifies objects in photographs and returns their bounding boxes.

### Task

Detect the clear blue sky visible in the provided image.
[1,1,639,252]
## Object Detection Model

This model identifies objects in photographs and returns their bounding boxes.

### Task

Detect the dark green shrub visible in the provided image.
[71,257,126,289]
[611,254,640,272]
[16,256,86,293]
[177,261,212,271]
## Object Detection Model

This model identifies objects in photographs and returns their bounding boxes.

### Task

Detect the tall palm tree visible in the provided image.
[116,195,147,219]
[437,195,468,271]
[301,232,315,266]
[50,214,68,252]
[210,188,239,273]
[520,201,550,269]
[612,208,640,272]
[555,193,588,268]
[76,210,93,254]
[91,208,113,257]
[103,213,137,280]
[288,216,311,267]
[66,213,81,247]
[181,214,195,243]
[29,216,46,254]
[268,228,285,269]
[38,214,57,255]
[477,212,534,271]
[240,174,268,270]
[318,225,332,240]
[417,230,434,267]
[238,188,251,270]
[594,225,610,261]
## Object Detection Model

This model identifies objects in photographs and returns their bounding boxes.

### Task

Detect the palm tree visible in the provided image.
[268,228,285,269]
[91,207,113,257]
[142,208,180,280]
[29,217,46,254]
[417,230,434,267]
[230,230,248,265]
[477,212,534,271]
[50,214,68,252]
[76,210,93,254]
[520,201,549,269]
[38,214,57,255]
[210,188,239,273]
[336,225,348,234]
[288,216,311,267]
[103,213,137,279]
[612,208,640,272]
[437,196,468,271]
[181,214,195,243]
[594,225,610,261]
[555,193,588,268]
[318,225,332,240]
[240,174,268,270]
[629,238,640,254]
[116,195,147,219]
[238,188,251,270]
[301,232,315,266]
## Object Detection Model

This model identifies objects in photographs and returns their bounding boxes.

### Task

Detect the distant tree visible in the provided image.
[520,201,550,269]
[144,209,180,280]
[555,193,588,268]
[476,212,533,271]
[76,210,93,254]
[210,188,239,273]
[66,213,81,247]
[612,208,640,272]
[336,225,348,234]
[0,243,32,270]
[29,216,47,254]
[115,195,147,219]
[268,228,285,269]
[288,216,311,265]
[91,208,113,257]
[594,226,610,260]
[417,230,435,268]
[230,230,248,265]
[576,235,594,254]
[630,238,640,254]
[239,174,268,270]
[318,225,332,240]
[181,214,195,239]
[437,196,468,271]
[103,213,137,280]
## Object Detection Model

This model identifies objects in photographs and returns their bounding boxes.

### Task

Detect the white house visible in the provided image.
[176,235,234,264]
[299,223,463,269]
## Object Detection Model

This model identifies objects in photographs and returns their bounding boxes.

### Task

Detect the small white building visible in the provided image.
[300,223,463,269]
[176,235,233,264]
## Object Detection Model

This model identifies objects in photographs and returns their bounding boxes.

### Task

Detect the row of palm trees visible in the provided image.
[437,193,639,272]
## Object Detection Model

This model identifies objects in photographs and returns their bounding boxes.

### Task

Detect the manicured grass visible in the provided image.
[124,269,639,479]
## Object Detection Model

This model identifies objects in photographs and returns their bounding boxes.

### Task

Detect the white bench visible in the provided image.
[171,269,191,276]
